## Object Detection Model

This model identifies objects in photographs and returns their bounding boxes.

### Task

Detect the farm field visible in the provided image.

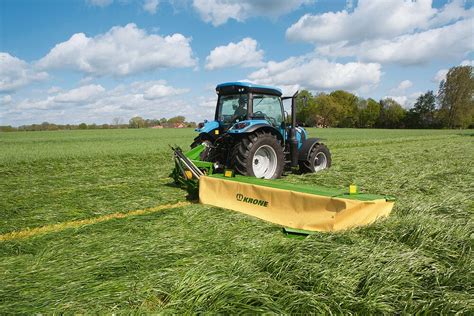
[0,128,472,313]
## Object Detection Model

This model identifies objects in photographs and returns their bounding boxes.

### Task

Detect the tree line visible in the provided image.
[0,116,197,132]
[295,65,473,129]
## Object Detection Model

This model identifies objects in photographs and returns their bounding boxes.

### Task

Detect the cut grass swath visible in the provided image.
[0,201,190,242]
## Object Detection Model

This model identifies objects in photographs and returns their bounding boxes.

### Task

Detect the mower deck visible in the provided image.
[199,174,395,232]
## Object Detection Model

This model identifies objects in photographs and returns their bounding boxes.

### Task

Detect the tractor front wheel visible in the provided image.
[299,143,331,173]
[232,131,285,179]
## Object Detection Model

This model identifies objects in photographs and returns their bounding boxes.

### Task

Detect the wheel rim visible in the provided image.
[252,145,278,179]
[314,152,327,172]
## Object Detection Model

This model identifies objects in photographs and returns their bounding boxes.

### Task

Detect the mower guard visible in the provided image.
[199,174,394,232]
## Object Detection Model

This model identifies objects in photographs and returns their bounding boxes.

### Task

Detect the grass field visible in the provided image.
[0,128,472,313]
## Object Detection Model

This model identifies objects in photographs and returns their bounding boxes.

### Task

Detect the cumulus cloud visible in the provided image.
[0,53,48,92]
[11,81,188,110]
[390,80,413,95]
[1,95,12,105]
[193,0,312,26]
[385,80,422,108]
[5,80,197,125]
[54,84,105,103]
[143,0,159,14]
[383,92,423,109]
[143,84,189,100]
[205,38,264,70]
[36,23,196,77]
[247,56,381,93]
[287,0,473,65]
[433,69,449,84]
[316,19,473,65]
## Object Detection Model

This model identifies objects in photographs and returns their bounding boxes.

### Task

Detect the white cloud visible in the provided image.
[143,84,189,100]
[205,38,264,70]
[287,0,473,65]
[193,0,312,26]
[385,80,423,108]
[143,0,159,14]
[87,0,113,7]
[54,84,105,103]
[47,86,62,94]
[316,19,473,65]
[1,95,12,105]
[433,69,449,84]
[383,92,423,109]
[17,81,188,109]
[36,23,196,77]
[287,0,470,43]
[0,53,48,92]
[6,80,192,122]
[390,80,413,94]
[460,59,474,66]
[247,56,381,93]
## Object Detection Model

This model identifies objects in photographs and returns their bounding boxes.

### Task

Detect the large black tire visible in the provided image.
[299,143,331,173]
[232,131,285,179]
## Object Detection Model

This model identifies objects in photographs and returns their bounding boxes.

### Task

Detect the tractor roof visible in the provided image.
[216,82,282,96]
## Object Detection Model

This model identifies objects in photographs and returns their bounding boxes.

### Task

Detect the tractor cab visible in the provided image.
[215,82,284,132]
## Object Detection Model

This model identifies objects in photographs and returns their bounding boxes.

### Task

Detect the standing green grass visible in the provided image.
[0,128,472,313]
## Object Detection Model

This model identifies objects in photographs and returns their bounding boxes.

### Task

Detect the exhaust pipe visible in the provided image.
[289,91,299,167]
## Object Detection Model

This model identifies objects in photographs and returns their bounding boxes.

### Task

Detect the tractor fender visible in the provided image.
[195,120,219,134]
[298,138,322,161]
[241,124,284,142]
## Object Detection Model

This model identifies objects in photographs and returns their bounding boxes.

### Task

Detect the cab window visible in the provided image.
[252,95,283,127]
[218,94,248,124]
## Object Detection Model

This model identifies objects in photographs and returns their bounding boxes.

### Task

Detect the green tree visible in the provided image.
[329,90,359,127]
[407,91,437,128]
[379,98,406,128]
[167,116,186,124]
[295,90,315,125]
[438,65,474,128]
[78,123,87,130]
[314,94,343,127]
[129,116,146,128]
[358,98,381,128]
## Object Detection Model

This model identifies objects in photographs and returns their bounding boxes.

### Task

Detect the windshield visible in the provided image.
[252,94,283,127]
[217,94,248,124]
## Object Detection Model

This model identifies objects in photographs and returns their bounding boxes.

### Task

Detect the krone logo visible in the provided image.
[235,193,268,207]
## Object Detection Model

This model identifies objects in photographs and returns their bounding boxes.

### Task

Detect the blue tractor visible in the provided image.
[192,82,331,179]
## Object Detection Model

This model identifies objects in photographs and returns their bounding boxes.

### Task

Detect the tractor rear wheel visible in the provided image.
[232,131,285,179]
[299,143,331,173]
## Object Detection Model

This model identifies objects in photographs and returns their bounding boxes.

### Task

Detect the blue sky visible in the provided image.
[0,0,472,125]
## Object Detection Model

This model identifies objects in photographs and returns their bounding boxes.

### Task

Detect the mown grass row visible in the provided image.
[0,129,472,313]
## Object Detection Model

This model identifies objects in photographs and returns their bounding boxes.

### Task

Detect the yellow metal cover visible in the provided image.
[199,176,394,232]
